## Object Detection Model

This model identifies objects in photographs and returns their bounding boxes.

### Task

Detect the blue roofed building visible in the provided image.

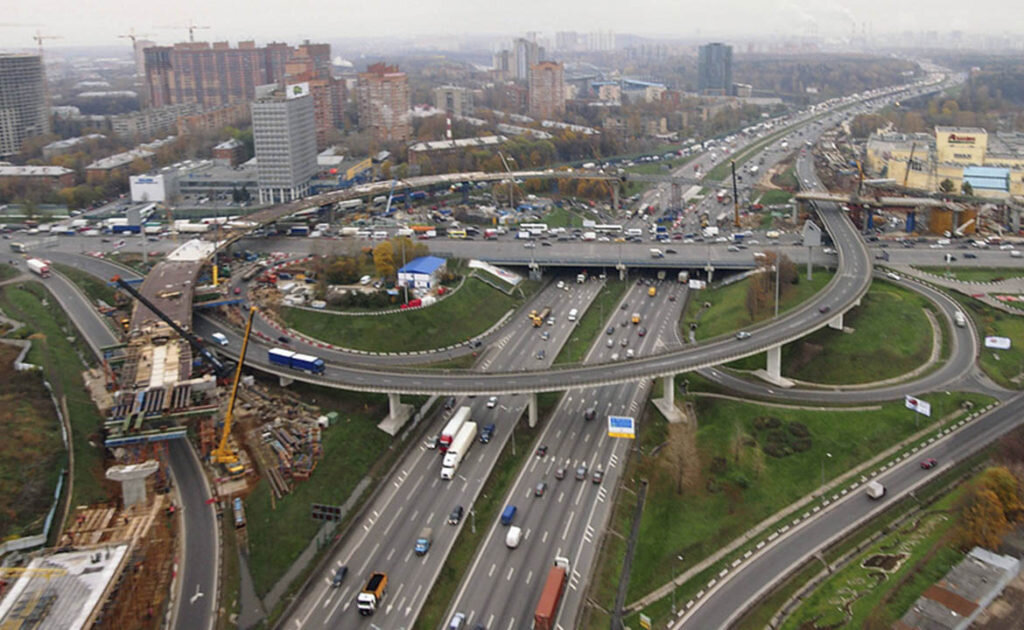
[397,256,446,289]
[962,166,1010,196]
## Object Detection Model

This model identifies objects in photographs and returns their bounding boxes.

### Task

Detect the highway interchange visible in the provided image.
[12,65,1024,630]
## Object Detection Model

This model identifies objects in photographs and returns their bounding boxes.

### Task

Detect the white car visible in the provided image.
[211,332,229,346]
[887,272,900,281]
[487,396,497,409]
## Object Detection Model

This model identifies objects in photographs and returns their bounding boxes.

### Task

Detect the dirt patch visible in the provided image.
[862,552,907,572]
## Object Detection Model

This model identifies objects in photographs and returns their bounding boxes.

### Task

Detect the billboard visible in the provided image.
[905,395,931,416]
[985,336,1012,350]
[608,416,636,439]
[129,174,168,203]
[345,157,372,182]
[286,82,310,99]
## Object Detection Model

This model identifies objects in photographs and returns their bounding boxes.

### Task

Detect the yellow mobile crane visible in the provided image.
[210,306,257,477]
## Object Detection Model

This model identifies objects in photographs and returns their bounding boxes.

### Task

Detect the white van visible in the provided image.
[505,525,522,548]
[211,332,229,346]
[568,308,579,322]
[371,231,388,240]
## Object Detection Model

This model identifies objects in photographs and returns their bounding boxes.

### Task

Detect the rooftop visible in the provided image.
[399,256,446,275]
[86,149,154,171]
[409,135,507,152]
[213,138,242,151]
[0,165,74,177]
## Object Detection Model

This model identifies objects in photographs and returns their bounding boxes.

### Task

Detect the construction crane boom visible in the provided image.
[211,307,256,465]
[111,275,233,378]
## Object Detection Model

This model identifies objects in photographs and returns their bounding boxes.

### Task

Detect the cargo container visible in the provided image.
[26,258,50,278]
[267,348,325,374]
[440,406,471,452]
[441,422,477,480]
[357,572,387,615]
[534,557,570,630]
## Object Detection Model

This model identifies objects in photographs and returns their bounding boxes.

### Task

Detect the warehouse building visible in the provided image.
[397,256,446,290]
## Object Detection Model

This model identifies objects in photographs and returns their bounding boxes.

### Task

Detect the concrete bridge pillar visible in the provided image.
[766,345,782,381]
[671,183,682,210]
[653,375,684,423]
[662,375,674,408]
[106,460,159,508]
[704,265,715,284]
[279,375,294,387]
[617,264,627,281]
[378,392,414,436]
[528,392,538,428]
[827,312,844,330]
[612,182,619,210]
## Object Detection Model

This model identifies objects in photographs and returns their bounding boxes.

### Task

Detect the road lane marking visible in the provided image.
[506,566,515,581]
[526,569,534,585]
[488,563,496,577]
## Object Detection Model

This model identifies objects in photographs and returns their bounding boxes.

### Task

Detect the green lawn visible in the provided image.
[52,263,118,306]
[542,207,585,228]
[623,391,987,604]
[245,388,395,597]
[0,264,19,282]
[730,280,937,383]
[783,490,964,629]
[415,410,541,630]
[912,265,1024,283]
[281,277,522,352]
[0,283,109,508]
[756,189,794,206]
[950,293,1024,388]
[555,279,629,364]
[683,268,835,341]
[773,165,799,191]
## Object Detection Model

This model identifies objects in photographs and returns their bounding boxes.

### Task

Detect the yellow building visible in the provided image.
[867,126,1024,199]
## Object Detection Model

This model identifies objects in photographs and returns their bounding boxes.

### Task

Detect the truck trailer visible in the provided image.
[534,557,570,630]
[439,406,471,452]
[441,422,478,480]
[26,258,50,278]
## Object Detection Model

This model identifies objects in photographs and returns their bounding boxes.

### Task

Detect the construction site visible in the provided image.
[0,231,335,629]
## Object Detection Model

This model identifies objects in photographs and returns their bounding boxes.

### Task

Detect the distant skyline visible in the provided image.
[2,0,1022,50]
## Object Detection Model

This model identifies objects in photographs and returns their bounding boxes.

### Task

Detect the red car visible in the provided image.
[920,458,937,470]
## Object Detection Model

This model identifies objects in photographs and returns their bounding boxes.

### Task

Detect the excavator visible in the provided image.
[210,306,257,478]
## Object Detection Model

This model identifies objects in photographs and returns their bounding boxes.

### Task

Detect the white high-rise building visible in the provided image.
[251,84,317,204]
[0,54,50,158]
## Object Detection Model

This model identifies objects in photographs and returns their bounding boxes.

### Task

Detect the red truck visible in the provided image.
[534,556,570,630]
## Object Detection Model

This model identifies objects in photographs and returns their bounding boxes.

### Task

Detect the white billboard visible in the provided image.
[130,174,168,203]
[985,336,1012,350]
[905,395,932,416]
[286,82,310,99]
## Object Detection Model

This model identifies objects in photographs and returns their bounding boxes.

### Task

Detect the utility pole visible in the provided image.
[730,160,741,228]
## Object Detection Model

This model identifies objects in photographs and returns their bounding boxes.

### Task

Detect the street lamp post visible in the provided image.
[821,452,832,487]
[672,554,684,615]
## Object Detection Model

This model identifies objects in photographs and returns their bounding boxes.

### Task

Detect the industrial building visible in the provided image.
[110,103,200,140]
[528,61,566,120]
[866,126,1024,198]
[0,54,50,158]
[896,547,1020,630]
[397,256,447,289]
[407,135,506,165]
[0,165,75,190]
[251,84,318,204]
[356,63,411,144]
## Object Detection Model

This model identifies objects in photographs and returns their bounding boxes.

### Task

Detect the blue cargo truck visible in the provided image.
[268,348,326,374]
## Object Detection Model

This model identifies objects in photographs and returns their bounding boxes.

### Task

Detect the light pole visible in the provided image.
[821,452,832,487]
[470,508,476,534]
[672,554,684,615]
[774,262,781,318]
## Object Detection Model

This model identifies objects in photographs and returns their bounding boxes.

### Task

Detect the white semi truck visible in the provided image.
[441,422,478,480]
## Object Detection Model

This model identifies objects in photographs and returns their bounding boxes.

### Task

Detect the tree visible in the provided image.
[939,178,955,193]
[979,466,1024,520]
[372,242,396,278]
[958,488,1010,549]
[962,181,975,196]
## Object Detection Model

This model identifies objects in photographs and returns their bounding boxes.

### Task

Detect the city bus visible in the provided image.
[594,224,623,234]
[9,242,26,253]
[448,229,468,239]
[520,223,548,235]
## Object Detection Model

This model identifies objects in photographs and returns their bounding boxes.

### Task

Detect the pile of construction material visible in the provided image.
[253,413,331,498]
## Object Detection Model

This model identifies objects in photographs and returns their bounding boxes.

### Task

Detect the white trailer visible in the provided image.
[26,258,50,278]
[440,406,472,452]
[441,422,477,479]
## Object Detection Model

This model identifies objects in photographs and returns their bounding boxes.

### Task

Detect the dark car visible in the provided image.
[331,565,348,587]
[479,423,496,444]
[536,349,546,360]
[536,445,548,458]
[448,505,464,525]
[638,327,647,337]
[920,458,937,470]
[665,248,677,254]
[606,326,615,336]
[964,252,977,259]
[818,305,831,314]
[277,335,291,344]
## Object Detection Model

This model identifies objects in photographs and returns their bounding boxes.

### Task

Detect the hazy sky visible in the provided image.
[3,0,1021,49]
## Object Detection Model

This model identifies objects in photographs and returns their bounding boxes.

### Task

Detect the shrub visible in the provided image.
[788,421,810,437]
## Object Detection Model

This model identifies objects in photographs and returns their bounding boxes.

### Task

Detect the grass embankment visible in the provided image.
[282,277,522,352]
[912,265,1024,283]
[623,393,987,603]
[0,343,64,539]
[0,282,109,508]
[0,264,19,282]
[950,293,1024,389]
[52,263,118,305]
[728,279,937,383]
[734,452,987,630]
[415,411,541,629]
[782,487,966,629]
[245,388,396,597]
[555,279,629,364]
[682,267,834,341]
[755,189,794,206]
[542,207,585,228]
[706,124,803,182]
